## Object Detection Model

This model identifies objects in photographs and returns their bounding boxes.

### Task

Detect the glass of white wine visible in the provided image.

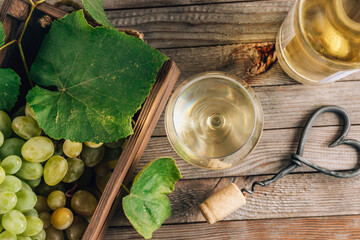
[165,72,263,170]
[276,0,360,85]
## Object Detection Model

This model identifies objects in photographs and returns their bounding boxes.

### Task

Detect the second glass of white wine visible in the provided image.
[165,72,263,170]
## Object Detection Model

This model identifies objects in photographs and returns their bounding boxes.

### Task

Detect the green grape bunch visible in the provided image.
[0,106,123,239]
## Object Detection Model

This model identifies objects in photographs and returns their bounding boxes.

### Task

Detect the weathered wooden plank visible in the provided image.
[112,172,360,226]
[140,125,360,179]
[106,215,360,239]
[153,80,360,136]
[159,44,360,88]
[105,1,293,48]
[43,0,292,10]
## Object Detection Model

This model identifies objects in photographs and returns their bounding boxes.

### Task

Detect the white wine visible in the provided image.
[165,72,263,170]
[276,0,360,85]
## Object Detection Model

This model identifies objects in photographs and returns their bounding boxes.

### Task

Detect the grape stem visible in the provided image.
[0,40,17,51]
[18,0,47,88]
[121,184,130,194]
[65,183,79,198]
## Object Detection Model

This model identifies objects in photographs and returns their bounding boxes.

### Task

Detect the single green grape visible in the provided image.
[102,146,122,162]
[0,191,17,214]
[25,178,42,188]
[0,138,25,159]
[95,172,111,193]
[38,212,51,229]
[22,216,43,237]
[0,130,4,147]
[0,110,13,138]
[44,155,68,186]
[21,136,54,163]
[93,161,111,177]
[104,138,126,149]
[65,215,88,240]
[0,230,16,240]
[63,140,82,158]
[45,226,64,240]
[11,116,42,140]
[15,190,37,212]
[23,208,39,217]
[51,207,73,230]
[1,155,22,174]
[17,236,31,240]
[81,145,105,167]
[16,160,43,181]
[34,195,50,213]
[30,229,46,240]
[0,166,5,185]
[62,158,84,183]
[84,141,103,148]
[0,175,22,193]
[35,181,65,197]
[2,209,27,234]
[25,103,37,120]
[20,180,32,192]
[71,190,98,217]
[47,190,66,210]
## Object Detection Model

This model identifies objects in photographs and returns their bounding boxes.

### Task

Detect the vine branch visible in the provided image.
[18,0,47,88]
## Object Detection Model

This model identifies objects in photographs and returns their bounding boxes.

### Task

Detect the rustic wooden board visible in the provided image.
[43,0,292,10]
[112,172,360,225]
[105,215,360,239]
[104,1,292,48]
[138,125,360,179]
[159,44,360,88]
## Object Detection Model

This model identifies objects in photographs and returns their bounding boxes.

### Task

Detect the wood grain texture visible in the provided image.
[112,172,360,226]
[105,215,360,239]
[42,0,291,10]
[104,1,292,48]
[138,125,360,179]
[159,44,360,88]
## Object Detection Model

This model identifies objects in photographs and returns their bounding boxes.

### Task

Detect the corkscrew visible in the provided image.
[200,106,360,224]
[241,105,360,194]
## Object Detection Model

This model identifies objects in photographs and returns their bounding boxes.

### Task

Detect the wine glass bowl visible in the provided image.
[165,72,263,170]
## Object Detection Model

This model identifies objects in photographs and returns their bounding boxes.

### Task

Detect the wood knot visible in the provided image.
[248,43,277,76]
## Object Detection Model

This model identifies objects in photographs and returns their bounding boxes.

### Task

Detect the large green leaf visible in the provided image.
[82,0,113,27]
[0,22,5,45]
[27,10,168,143]
[123,158,182,239]
[0,68,21,112]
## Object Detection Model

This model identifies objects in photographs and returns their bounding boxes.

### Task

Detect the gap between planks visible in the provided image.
[105,215,360,239]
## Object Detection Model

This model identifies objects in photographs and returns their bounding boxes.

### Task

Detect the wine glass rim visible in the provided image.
[168,71,258,160]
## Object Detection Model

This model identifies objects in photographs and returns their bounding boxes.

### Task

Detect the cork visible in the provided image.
[199,183,246,224]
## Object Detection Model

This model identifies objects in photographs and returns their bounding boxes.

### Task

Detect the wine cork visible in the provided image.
[199,183,246,224]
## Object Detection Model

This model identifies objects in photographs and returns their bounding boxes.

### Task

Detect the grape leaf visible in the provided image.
[0,22,5,45]
[82,0,113,27]
[27,10,168,143]
[0,68,21,112]
[123,157,182,239]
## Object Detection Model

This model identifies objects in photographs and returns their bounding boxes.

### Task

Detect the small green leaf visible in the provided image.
[82,0,113,27]
[0,22,5,45]
[123,158,182,239]
[27,10,168,143]
[0,68,21,112]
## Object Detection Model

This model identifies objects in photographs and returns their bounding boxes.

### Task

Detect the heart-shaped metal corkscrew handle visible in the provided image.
[242,105,360,194]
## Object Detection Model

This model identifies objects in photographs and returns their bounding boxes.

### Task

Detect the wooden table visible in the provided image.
[48,0,360,239]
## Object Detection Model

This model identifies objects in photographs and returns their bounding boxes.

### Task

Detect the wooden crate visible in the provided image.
[0,0,180,239]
